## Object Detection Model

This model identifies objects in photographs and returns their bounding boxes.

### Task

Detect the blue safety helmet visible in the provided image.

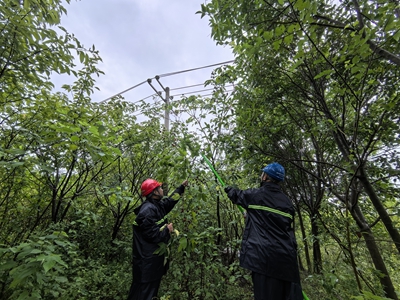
[262,162,285,182]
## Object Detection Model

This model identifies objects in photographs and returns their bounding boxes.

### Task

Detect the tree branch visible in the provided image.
[313,11,400,66]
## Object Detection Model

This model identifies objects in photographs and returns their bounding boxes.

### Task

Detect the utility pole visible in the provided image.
[164,87,170,132]
[147,76,171,194]
[147,76,170,132]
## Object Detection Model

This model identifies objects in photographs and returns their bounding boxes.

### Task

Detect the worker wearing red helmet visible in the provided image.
[127,178,188,300]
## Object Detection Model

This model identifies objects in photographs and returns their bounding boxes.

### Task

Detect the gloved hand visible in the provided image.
[224,186,233,194]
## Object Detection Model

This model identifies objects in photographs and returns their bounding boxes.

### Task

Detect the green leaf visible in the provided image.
[24,0,31,10]
[273,39,282,50]
[43,259,57,273]
[30,249,42,254]
[393,30,400,42]
[178,237,188,252]
[275,25,286,36]
[70,136,79,142]
[0,261,18,271]
[89,126,99,135]
[314,69,332,79]
[5,149,26,155]
[54,276,68,283]
[16,291,31,300]
[153,242,167,255]
[79,51,85,63]
[295,0,308,10]
[283,34,293,45]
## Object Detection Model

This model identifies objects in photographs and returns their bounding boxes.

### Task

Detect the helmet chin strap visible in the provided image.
[149,187,163,201]
[153,194,162,200]
[260,173,274,187]
[260,172,269,182]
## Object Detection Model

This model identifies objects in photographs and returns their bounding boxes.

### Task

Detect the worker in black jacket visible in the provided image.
[127,178,188,300]
[224,162,303,300]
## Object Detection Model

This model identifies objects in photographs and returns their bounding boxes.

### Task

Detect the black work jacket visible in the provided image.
[132,185,185,283]
[226,182,300,283]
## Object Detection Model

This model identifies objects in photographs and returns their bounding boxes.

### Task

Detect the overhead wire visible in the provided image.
[134,84,207,103]
[114,83,234,106]
[131,89,234,118]
[170,84,234,98]
[99,60,235,103]
[99,80,147,103]
[98,60,236,121]
[170,83,205,91]
[157,60,234,78]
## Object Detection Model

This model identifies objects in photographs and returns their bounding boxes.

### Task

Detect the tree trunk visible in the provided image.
[351,204,398,299]
[297,204,312,272]
[311,215,323,274]
[357,166,400,254]
[317,80,400,254]
[216,193,221,246]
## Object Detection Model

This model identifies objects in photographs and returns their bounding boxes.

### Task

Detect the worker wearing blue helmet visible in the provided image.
[224,162,303,300]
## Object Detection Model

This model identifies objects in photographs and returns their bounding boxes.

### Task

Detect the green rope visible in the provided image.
[201,153,245,214]
[201,153,226,187]
[302,291,310,300]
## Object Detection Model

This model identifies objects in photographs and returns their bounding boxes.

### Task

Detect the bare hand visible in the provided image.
[167,223,173,233]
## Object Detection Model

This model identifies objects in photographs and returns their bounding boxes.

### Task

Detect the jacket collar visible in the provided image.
[134,197,159,214]
[260,181,281,190]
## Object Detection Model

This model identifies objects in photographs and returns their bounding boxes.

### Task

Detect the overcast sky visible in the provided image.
[57,0,234,105]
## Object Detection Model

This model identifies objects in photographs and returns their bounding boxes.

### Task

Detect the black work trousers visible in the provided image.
[252,272,303,300]
[127,278,162,300]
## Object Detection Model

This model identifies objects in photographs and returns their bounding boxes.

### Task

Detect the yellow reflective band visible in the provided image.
[248,205,293,219]
[133,216,167,227]
[156,217,167,225]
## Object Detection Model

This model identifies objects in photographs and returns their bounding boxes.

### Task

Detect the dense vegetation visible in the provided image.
[0,0,399,299]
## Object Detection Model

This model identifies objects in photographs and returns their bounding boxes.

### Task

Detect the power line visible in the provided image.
[131,90,234,118]
[138,93,159,102]
[158,60,234,78]
[117,84,234,106]
[99,60,234,103]
[170,83,205,91]
[171,87,214,97]
[99,80,147,103]
[170,85,234,98]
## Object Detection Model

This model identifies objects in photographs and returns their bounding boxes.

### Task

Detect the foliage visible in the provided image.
[159,215,252,300]
[198,0,400,298]
[0,231,74,299]
[1,0,399,299]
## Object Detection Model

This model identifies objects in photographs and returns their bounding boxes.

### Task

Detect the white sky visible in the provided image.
[57,0,234,105]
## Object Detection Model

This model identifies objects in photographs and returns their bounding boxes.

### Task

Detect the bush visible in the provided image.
[0,231,75,299]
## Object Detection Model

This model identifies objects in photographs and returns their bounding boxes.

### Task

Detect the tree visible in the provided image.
[200,0,400,298]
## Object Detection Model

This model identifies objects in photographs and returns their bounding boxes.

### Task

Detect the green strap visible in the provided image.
[248,204,293,219]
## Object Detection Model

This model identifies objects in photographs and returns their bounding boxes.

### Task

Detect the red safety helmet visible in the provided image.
[141,179,162,197]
